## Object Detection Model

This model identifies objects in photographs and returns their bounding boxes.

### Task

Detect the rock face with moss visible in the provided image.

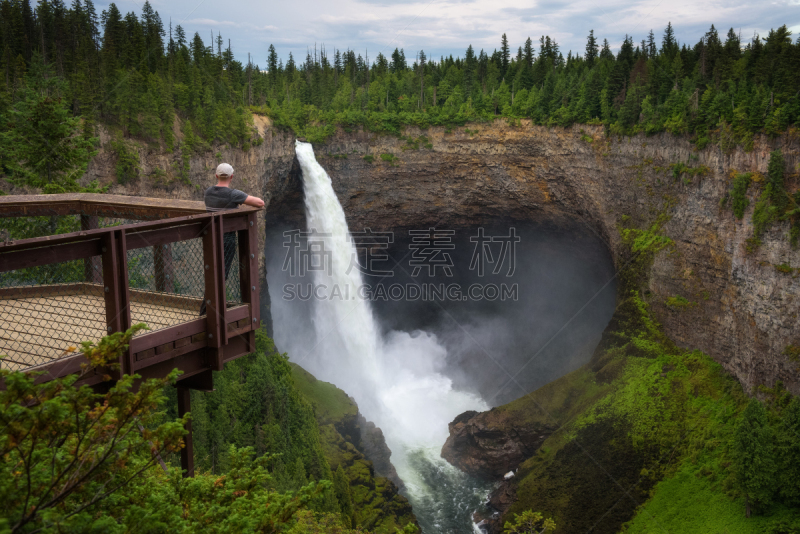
[441,409,555,478]
[289,363,416,532]
[356,413,402,490]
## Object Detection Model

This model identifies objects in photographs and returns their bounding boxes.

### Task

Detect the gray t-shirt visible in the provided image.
[204,186,249,211]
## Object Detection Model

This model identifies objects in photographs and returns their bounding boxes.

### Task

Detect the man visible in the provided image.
[199,163,264,316]
[204,163,265,212]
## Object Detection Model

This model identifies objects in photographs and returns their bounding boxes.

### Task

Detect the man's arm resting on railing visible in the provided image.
[243,196,265,208]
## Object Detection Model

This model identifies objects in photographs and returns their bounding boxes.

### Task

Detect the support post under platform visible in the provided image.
[177,386,194,477]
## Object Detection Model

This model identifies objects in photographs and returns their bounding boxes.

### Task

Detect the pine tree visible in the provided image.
[267,44,278,74]
[390,47,406,73]
[286,51,295,74]
[174,24,186,48]
[333,465,355,528]
[418,49,426,108]
[1,57,98,193]
[585,30,598,67]
[778,398,800,505]
[734,399,776,517]
[501,33,510,71]
[523,37,534,68]
[766,149,786,208]
[647,29,657,58]
[333,48,342,74]
[463,45,476,96]
[662,22,677,58]
[599,38,613,61]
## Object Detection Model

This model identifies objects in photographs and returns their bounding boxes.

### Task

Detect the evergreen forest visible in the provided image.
[1,0,799,167]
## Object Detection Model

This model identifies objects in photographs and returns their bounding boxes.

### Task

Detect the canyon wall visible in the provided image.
[265,122,799,396]
[76,119,800,395]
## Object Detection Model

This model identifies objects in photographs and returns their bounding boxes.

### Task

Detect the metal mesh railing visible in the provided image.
[123,235,242,334]
[0,214,81,241]
[1,209,247,371]
[0,253,105,371]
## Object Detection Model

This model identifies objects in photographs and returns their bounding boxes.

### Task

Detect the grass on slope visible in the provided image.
[291,363,358,425]
[624,464,799,534]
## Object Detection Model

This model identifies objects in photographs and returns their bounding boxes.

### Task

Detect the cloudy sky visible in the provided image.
[101,0,798,66]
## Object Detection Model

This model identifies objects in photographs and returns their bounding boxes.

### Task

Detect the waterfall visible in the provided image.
[293,141,491,531]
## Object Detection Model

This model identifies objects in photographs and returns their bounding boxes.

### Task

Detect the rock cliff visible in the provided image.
[259,121,799,397]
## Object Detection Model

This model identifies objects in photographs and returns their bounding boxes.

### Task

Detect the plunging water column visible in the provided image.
[293,141,491,532]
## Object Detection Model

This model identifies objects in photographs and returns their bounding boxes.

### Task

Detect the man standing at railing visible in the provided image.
[199,163,265,316]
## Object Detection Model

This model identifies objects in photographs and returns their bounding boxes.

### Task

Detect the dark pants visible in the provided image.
[199,232,237,316]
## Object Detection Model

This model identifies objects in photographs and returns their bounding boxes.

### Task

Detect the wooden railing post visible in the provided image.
[202,216,224,370]
[102,229,132,375]
[215,215,227,346]
[238,212,259,352]
[80,215,102,284]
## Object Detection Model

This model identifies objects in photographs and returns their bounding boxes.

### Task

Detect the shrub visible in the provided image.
[745,236,762,254]
[752,190,780,237]
[0,325,185,532]
[669,162,710,183]
[665,295,696,310]
[504,510,556,533]
[730,172,752,219]
[380,153,399,166]
[111,140,140,185]
[0,326,333,533]
[733,399,777,516]
[783,345,800,362]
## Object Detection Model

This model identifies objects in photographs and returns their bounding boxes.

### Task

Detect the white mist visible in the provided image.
[292,141,489,527]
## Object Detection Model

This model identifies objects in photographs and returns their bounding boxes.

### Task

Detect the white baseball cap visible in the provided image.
[216,163,234,177]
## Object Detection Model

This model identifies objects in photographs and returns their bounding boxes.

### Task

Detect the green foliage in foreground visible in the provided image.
[0,325,183,533]
[161,331,416,533]
[504,510,556,533]
[175,331,332,489]
[0,326,413,533]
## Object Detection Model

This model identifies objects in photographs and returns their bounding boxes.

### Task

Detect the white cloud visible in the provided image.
[96,0,799,65]
[186,18,239,26]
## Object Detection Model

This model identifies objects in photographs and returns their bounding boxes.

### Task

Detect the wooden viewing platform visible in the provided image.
[0,194,264,476]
